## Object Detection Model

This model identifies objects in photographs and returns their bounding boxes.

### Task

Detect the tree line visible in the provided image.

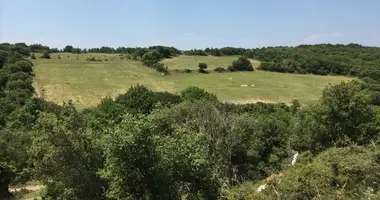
[1,43,380,199]
[4,42,380,77]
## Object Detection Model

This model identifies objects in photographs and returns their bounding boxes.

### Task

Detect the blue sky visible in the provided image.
[1,0,379,49]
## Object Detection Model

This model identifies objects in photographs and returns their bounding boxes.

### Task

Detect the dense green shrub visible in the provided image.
[266,146,379,199]
[197,62,208,73]
[9,43,31,56]
[5,51,24,64]
[39,51,51,59]
[149,101,239,182]
[198,62,207,70]
[29,104,106,200]
[180,86,217,102]
[101,116,220,199]
[214,66,226,72]
[16,60,33,74]
[84,97,127,132]
[142,50,162,62]
[0,46,37,197]
[115,84,157,114]
[72,48,81,54]
[228,57,254,72]
[154,91,181,106]
[232,113,292,180]
[227,146,380,200]
[290,81,379,153]
[152,63,169,74]
[30,53,36,60]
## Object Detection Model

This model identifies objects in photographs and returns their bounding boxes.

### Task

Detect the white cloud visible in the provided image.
[304,32,343,44]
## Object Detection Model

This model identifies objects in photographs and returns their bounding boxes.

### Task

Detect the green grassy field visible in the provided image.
[32,53,353,109]
[161,55,261,70]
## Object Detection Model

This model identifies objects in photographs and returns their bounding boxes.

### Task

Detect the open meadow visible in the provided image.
[32,53,353,109]
[161,55,261,70]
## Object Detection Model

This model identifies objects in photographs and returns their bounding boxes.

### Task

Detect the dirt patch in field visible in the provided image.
[10,185,43,192]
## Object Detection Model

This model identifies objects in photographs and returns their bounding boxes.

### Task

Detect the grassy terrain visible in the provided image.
[33,53,353,109]
[161,55,261,70]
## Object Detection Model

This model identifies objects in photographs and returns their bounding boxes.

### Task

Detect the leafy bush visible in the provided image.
[180,86,217,102]
[228,57,254,72]
[142,59,156,67]
[198,62,208,73]
[9,44,31,56]
[214,67,226,72]
[232,113,292,180]
[72,48,81,54]
[115,84,157,114]
[370,91,380,105]
[290,81,378,153]
[152,63,169,75]
[142,50,163,65]
[257,61,286,73]
[101,116,220,199]
[228,146,380,200]
[270,146,379,199]
[16,60,33,74]
[154,91,181,106]
[198,62,207,69]
[6,80,33,91]
[183,68,192,73]
[29,106,106,200]
[4,63,22,73]
[198,68,208,73]
[39,51,51,59]
[5,51,24,65]
[30,53,36,60]
[84,97,127,132]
